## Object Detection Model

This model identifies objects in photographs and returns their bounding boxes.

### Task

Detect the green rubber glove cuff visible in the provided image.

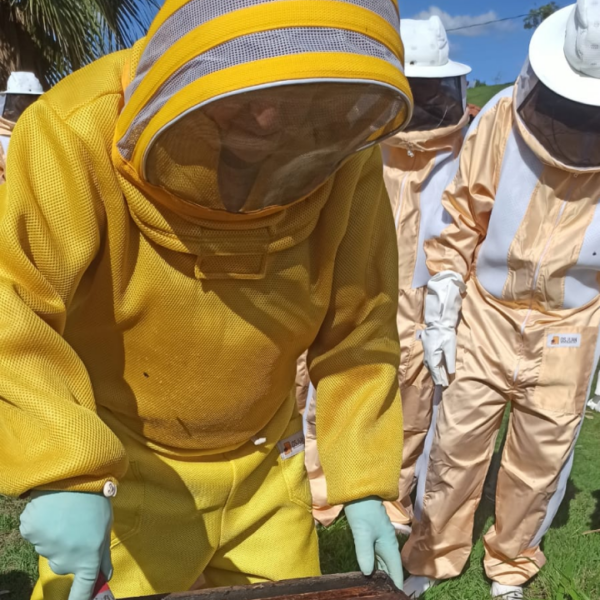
[345,497,404,590]
[20,491,113,600]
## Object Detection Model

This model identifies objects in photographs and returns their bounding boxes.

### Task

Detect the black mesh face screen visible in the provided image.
[405,76,464,132]
[145,81,406,213]
[2,94,39,122]
[519,80,600,168]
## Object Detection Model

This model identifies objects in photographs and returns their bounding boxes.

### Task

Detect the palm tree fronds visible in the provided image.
[0,0,161,88]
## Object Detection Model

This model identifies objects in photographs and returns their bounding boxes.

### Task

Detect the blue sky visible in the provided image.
[402,1,569,84]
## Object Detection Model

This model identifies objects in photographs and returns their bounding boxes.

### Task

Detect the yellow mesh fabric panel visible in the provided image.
[0,44,402,503]
[0,55,130,496]
[32,406,319,599]
[307,146,403,505]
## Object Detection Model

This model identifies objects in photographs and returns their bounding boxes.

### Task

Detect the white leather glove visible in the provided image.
[422,271,466,387]
[587,378,600,412]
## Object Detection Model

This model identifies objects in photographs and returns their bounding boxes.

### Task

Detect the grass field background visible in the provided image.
[2,410,600,600]
[319,410,600,600]
[467,83,513,108]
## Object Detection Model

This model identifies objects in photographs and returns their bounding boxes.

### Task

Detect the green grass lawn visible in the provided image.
[319,410,600,600]
[2,412,600,600]
[0,497,37,600]
[467,83,513,108]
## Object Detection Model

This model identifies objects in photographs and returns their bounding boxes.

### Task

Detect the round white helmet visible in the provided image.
[2,72,43,95]
[401,16,471,78]
[529,0,600,106]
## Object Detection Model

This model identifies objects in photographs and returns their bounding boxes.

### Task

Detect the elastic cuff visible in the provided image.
[35,476,119,496]
[328,485,400,506]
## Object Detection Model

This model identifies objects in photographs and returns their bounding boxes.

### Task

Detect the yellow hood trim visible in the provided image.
[118,0,404,141]
[147,0,399,40]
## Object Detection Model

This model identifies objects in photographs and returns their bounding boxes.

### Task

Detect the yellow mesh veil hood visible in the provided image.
[113,0,412,219]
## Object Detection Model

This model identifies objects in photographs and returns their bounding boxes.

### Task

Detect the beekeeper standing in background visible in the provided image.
[380,15,471,535]
[0,71,43,181]
[403,2,600,598]
[0,1,414,599]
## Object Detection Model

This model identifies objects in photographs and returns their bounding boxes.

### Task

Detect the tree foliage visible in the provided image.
[524,2,560,29]
[0,0,159,89]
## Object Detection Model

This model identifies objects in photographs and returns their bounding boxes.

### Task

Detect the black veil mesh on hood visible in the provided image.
[517,61,600,169]
[405,76,465,132]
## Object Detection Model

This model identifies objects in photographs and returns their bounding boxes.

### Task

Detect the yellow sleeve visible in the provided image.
[308,147,402,506]
[0,101,128,497]
[424,99,510,279]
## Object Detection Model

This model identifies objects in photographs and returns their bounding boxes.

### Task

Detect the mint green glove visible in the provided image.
[345,498,403,589]
[20,491,113,600]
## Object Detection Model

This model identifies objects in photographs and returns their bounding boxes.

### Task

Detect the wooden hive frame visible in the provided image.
[121,572,410,600]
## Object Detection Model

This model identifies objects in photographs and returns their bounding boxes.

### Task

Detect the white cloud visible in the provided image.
[412,6,517,37]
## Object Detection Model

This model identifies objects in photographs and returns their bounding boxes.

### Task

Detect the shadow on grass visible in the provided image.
[549,478,578,531]
[472,440,504,543]
[318,517,359,575]
[589,490,600,531]
[0,570,33,600]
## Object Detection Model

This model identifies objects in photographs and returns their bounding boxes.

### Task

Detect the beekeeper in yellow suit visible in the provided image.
[403,1,600,598]
[0,1,413,600]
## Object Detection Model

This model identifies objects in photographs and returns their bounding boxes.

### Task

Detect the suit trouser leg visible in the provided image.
[402,376,506,579]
